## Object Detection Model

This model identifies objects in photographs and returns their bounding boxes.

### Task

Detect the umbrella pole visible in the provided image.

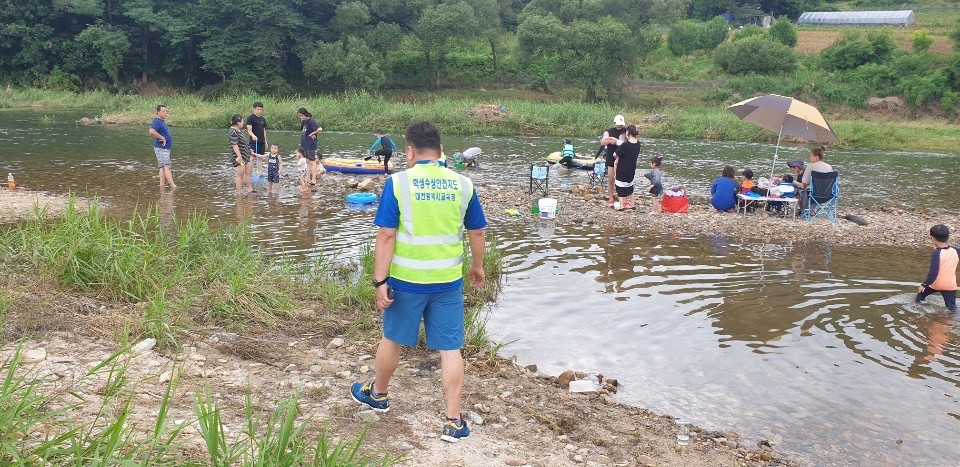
[770,124,783,183]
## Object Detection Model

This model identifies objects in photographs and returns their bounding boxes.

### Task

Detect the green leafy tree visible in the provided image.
[951,19,960,51]
[668,18,728,56]
[305,36,386,92]
[473,0,505,77]
[77,25,131,85]
[699,16,730,50]
[331,2,371,39]
[819,30,895,71]
[912,29,933,53]
[416,1,478,88]
[769,17,797,47]
[733,25,767,42]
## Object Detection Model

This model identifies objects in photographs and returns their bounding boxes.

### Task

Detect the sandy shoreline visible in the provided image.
[0,189,91,222]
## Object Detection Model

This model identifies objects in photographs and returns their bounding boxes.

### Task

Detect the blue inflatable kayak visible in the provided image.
[346,192,378,204]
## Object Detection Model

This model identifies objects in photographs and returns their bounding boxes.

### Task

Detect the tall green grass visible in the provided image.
[0,198,295,343]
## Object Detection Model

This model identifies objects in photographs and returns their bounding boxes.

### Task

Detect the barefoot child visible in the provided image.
[295,148,309,194]
[266,144,282,194]
[644,154,664,214]
[917,224,960,312]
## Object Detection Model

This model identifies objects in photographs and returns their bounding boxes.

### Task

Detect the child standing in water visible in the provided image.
[266,144,282,194]
[917,224,960,312]
[295,148,309,194]
[644,154,664,214]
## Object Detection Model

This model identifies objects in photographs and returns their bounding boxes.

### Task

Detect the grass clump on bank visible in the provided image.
[0,344,401,465]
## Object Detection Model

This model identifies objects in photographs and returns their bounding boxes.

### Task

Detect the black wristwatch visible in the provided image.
[372,277,389,288]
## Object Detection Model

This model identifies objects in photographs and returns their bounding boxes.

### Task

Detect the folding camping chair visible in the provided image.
[588,160,606,188]
[529,164,549,196]
[804,171,839,222]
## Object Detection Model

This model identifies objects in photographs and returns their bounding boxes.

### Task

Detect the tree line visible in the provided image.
[0,0,826,96]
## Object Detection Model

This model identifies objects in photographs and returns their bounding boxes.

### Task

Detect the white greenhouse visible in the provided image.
[797,10,915,27]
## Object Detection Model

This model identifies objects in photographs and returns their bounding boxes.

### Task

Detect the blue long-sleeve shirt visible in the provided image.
[368,136,398,153]
[711,177,737,212]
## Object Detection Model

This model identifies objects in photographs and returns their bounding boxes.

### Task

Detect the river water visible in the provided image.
[2,110,959,465]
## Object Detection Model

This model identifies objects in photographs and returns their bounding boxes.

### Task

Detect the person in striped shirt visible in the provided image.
[917,224,960,312]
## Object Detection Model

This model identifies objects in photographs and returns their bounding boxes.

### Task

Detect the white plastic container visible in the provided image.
[569,379,598,393]
[538,197,558,219]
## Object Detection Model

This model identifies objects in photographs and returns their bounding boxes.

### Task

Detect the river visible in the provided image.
[1,109,958,465]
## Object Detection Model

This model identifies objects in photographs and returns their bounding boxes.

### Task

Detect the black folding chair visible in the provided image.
[805,171,839,222]
[529,165,549,196]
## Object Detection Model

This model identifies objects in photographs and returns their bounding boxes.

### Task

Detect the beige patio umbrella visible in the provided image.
[727,94,839,181]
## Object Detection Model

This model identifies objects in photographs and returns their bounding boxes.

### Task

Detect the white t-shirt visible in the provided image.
[802,160,833,185]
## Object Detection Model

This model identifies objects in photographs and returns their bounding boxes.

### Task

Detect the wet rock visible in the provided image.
[357,179,376,192]
[557,370,576,388]
[327,337,345,348]
[23,348,47,363]
[724,440,738,449]
[524,364,538,373]
[601,395,614,405]
[356,410,379,422]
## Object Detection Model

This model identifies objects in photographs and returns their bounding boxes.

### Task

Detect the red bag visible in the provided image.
[662,193,688,213]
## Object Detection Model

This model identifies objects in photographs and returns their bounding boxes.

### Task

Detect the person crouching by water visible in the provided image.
[711,165,738,212]
[644,154,664,214]
[917,224,960,312]
[601,114,627,206]
[558,138,576,168]
[365,129,398,173]
[351,121,487,443]
[229,114,256,195]
[613,125,642,211]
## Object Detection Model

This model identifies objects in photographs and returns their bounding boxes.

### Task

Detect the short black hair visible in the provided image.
[722,165,735,179]
[297,107,311,118]
[156,104,167,113]
[931,224,950,242]
[253,101,264,108]
[405,121,441,152]
[375,128,384,135]
[742,169,753,180]
[564,138,571,145]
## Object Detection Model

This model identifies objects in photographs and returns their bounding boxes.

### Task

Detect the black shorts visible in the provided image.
[605,152,616,170]
[649,185,663,197]
[301,147,318,161]
[615,185,634,197]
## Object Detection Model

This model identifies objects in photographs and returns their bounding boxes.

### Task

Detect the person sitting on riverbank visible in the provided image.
[711,165,738,213]
[917,224,960,312]
[558,139,576,168]
[643,154,664,214]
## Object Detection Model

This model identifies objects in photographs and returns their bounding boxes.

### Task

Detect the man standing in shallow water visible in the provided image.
[149,104,176,190]
[351,121,488,443]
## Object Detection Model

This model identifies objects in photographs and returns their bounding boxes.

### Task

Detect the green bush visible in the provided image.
[898,71,947,107]
[668,20,701,56]
[714,36,797,75]
[912,29,933,53]
[733,25,767,42]
[43,67,81,92]
[819,30,896,71]
[699,17,730,51]
[769,17,798,48]
[950,19,960,51]
[668,17,729,57]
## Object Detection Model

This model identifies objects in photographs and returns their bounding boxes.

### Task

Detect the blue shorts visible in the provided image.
[383,286,464,351]
[154,148,171,168]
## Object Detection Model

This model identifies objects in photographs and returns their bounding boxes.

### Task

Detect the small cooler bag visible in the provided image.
[662,186,688,213]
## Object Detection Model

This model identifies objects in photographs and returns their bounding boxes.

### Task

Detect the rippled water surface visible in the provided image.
[2,110,959,465]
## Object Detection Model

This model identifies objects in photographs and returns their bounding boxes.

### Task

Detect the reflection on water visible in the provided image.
[490,225,960,465]
[3,110,960,464]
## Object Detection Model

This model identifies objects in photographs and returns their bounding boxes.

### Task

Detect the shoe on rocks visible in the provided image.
[350,380,390,413]
[440,418,470,443]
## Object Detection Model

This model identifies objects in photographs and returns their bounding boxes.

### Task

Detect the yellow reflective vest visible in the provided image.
[389,162,473,284]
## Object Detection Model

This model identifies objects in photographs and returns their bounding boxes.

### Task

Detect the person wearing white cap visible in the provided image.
[600,115,627,206]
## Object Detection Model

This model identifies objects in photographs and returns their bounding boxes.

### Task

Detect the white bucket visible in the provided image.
[538,198,558,219]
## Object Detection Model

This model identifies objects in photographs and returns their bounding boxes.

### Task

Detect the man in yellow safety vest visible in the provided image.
[351,121,487,443]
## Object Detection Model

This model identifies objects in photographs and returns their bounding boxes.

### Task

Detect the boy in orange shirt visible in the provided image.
[917,224,960,312]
